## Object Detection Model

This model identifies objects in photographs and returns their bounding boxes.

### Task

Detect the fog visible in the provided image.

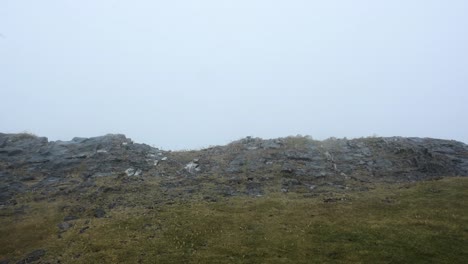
[1,1,467,149]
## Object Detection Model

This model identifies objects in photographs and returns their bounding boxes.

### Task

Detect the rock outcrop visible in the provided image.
[1,133,467,205]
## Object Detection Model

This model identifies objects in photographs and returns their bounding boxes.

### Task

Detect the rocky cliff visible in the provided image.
[1,133,468,205]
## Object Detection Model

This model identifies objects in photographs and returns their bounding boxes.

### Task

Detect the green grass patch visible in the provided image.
[1,177,467,263]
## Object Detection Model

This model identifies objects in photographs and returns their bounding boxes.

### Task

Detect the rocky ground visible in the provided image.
[1,132,467,206]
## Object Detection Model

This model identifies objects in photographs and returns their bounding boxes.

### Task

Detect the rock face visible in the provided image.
[0,133,163,205]
[1,133,467,204]
[0,133,159,176]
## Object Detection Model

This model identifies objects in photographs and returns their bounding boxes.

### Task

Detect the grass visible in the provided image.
[1,177,467,263]
[283,136,315,150]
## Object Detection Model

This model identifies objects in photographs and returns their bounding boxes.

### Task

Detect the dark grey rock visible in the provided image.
[261,139,282,149]
[246,182,263,196]
[226,156,246,173]
[203,196,218,202]
[93,208,106,218]
[57,221,73,231]
[16,249,45,264]
[284,150,316,161]
[64,215,79,221]
[215,184,237,197]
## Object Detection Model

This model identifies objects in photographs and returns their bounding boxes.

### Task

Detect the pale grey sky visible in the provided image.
[1,0,467,149]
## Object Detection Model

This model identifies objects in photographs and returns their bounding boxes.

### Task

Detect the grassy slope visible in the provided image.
[1,177,467,263]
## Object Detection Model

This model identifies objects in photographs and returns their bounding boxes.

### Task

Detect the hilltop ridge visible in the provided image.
[1,132,468,263]
[1,132,467,205]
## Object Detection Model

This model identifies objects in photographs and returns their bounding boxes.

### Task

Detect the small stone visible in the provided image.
[79,226,90,234]
[93,208,106,218]
[323,198,336,203]
[124,168,142,176]
[64,215,79,221]
[57,222,73,231]
[125,168,135,176]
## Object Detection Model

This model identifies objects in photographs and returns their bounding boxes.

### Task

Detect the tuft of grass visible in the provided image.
[283,136,315,150]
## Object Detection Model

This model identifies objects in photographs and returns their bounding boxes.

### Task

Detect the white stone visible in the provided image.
[125,168,142,176]
[125,168,135,176]
[184,162,200,173]
[161,157,168,161]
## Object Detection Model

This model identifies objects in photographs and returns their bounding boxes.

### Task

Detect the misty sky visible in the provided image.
[1,1,467,149]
